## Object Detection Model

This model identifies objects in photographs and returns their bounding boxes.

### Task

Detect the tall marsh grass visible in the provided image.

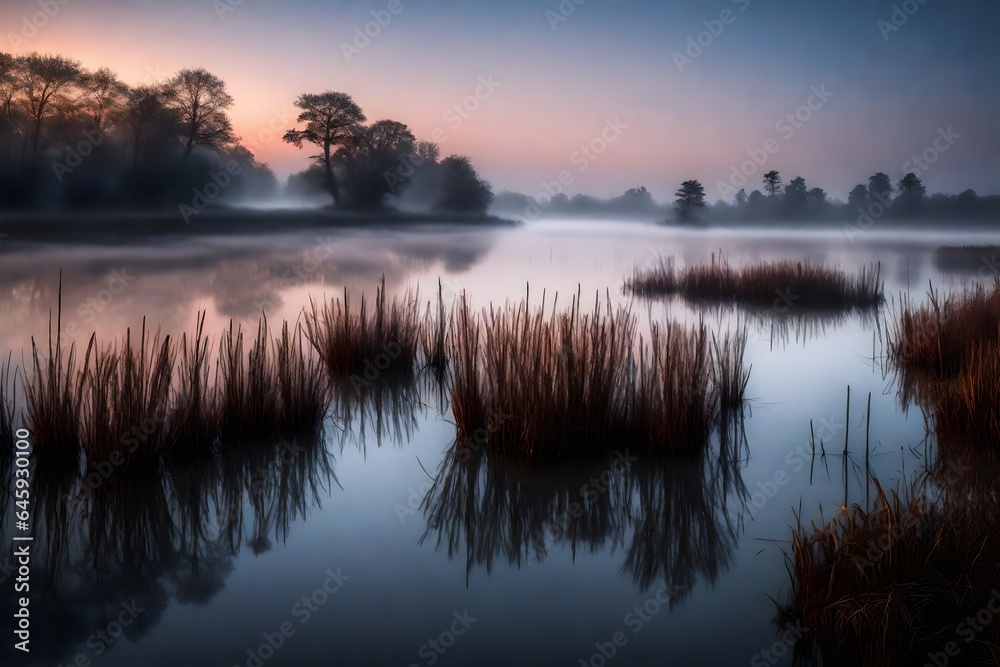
[25,310,330,469]
[888,280,1000,452]
[450,289,749,460]
[784,479,1000,665]
[304,276,420,380]
[626,256,884,311]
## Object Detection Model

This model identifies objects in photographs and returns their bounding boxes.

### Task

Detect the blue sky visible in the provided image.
[2,0,998,200]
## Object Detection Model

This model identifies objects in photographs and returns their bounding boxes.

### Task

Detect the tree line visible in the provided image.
[675,170,1000,224]
[0,52,494,214]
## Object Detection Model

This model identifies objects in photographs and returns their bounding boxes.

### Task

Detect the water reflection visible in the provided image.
[421,420,747,602]
[0,228,502,350]
[0,429,334,665]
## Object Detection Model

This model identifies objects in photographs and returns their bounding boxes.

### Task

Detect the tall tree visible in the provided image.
[283,92,366,207]
[847,184,868,207]
[166,68,235,158]
[335,118,416,208]
[674,179,706,220]
[808,187,828,206]
[897,172,926,199]
[763,170,782,197]
[868,172,893,200]
[734,188,747,207]
[434,155,494,214]
[121,84,179,165]
[17,53,82,157]
[80,67,128,132]
[783,176,808,208]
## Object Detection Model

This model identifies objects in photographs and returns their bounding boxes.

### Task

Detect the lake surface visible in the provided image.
[1,219,998,667]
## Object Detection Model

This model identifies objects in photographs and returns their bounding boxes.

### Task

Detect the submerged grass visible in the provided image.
[450,288,749,460]
[784,478,1000,665]
[626,256,884,311]
[888,280,1000,452]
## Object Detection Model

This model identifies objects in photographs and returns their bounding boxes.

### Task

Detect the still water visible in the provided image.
[0,220,997,667]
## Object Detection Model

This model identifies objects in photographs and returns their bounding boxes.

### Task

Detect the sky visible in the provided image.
[2,0,999,202]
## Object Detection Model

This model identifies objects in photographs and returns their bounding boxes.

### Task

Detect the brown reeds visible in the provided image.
[166,311,218,461]
[626,256,884,311]
[1,351,16,460]
[25,308,330,468]
[79,320,174,468]
[450,289,749,460]
[25,284,88,470]
[784,478,1000,664]
[888,279,1000,452]
[304,275,420,381]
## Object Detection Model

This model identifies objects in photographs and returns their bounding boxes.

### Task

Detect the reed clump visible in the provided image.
[1,352,16,468]
[626,256,884,311]
[888,280,1000,451]
[450,289,749,460]
[304,276,420,383]
[79,320,174,468]
[26,307,87,470]
[784,479,1000,665]
[25,311,330,468]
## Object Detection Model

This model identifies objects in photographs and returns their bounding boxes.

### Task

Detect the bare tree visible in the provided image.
[122,84,178,165]
[283,92,365,206]
[81,67,128,133]
[16,53,82,156]
[166,68,235,158]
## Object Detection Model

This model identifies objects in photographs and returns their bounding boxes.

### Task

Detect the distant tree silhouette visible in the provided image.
[434,155,494,213]
[848,184,868,208]
[17,53,81,157]
[897,172,925,199]
[747,189,765,207]
[808,187,828,206]
[121,85,179,166]
[80,67,127,132]
[167,68,235,159]
[783,176,808,211]
[283,92,365,207]
[868,172,893,201]
[734,188,747,207]
[763,170,782,197]
[674,180,706,220]
[334,119,416,209]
